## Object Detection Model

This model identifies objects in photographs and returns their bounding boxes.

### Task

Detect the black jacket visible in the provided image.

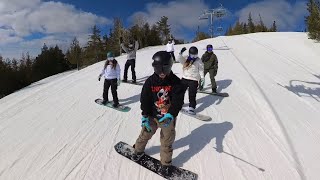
[140,72,186,118]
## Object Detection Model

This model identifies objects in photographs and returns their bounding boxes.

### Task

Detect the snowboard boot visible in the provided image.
[132,151,144,161]
[113,103,119,108]
[212,88,217,93]
[187,107,196,115]
[102,99,109,105]
[132,80,136,84]
[160,164,173,176]
[122,79,127,83]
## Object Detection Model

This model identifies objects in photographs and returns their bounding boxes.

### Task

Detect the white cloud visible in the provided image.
[0,0,111,59]
[237,0,307,31]
[129,0,210,39]
[0,28,22,44]
[0,0,41,14]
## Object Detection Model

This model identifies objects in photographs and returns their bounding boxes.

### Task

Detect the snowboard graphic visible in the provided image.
[114,141,198,180]
[95,99,130,112]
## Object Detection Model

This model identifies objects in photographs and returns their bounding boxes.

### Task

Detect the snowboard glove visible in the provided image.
[158,113,174,127]
[141,116,152,132]
[200,78,205,88]
[98,75,102,81]
[117,79,121,86]
[180,47,187,54]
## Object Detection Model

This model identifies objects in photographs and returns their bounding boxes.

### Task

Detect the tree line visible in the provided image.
[225,12,277,36]
[0,16,176,98]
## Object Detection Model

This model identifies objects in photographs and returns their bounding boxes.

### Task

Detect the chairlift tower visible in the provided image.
[199,4,228,38]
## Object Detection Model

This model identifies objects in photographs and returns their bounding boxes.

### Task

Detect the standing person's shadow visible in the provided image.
[119,93,141,106]
[146,121,233,167]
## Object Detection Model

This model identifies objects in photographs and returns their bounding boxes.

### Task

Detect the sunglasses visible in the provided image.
[107,57,114,61]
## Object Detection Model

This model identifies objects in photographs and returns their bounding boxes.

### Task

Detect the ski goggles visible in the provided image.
[188,54,198,61]
[153,64,172,75]
[207,47,213,52]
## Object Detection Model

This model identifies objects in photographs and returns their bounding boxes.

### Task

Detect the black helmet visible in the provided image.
[189,46,198,55]
[152,51,173,75]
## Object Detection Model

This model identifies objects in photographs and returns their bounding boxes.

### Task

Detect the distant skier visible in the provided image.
[178,46,204,115]
[98,52,121,107]
[166,37,176,62]
[133,51,186,172]
[120,36,139,83]
[200,44,218,93]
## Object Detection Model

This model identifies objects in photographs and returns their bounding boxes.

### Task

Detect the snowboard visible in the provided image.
[114,141,198,180]
[95,98,130,112]
[180,109,212,121]
[122,80,144,86]
[198,90,229,97]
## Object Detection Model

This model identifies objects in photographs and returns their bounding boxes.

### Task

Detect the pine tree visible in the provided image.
[305,0,320,40]
[148,25,162,46]
[270,21,277,32]
[84,25,103,64]
[156,16,171,43]
[225,25,233,36]
[257,14,268,32]
[66,37,82,70]
[233,21,243,35]
[142,23,151,47]
[41,43,48,52]
[243,23,249,34]
[248,12,255,33]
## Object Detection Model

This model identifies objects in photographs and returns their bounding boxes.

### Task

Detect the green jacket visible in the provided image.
[201,51,218,72]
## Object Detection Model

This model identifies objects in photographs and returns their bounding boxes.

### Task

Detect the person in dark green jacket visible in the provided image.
[200,44,218,93]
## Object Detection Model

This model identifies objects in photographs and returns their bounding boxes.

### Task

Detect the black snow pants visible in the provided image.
[181,78,198,109]
[103,78,119,105]
[123,59,136,81]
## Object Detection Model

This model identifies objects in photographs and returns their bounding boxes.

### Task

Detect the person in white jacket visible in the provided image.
[98,51,121,107]
[178,46,204,115]
[166,38,176,62]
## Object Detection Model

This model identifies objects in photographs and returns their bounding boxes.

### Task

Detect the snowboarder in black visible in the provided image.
[133,51,186,170]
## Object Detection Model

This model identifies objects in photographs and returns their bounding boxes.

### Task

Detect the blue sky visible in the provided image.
[0,0,308,59]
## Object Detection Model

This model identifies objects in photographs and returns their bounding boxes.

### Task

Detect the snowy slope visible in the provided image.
[0,32,319,180]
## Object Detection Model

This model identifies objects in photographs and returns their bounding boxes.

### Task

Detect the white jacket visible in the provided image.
[100,63,121,80]
[178,54,204,81]
[166,40,175,52]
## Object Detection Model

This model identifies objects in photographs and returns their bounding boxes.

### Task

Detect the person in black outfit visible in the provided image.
[133,51,186,173]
